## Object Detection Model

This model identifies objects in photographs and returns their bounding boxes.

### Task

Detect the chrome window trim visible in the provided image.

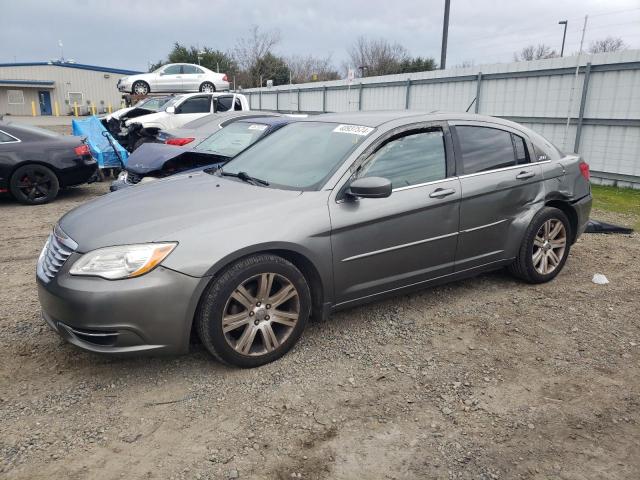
[458,160,550,180]
[392,177,452,192]
[0,129,21,144]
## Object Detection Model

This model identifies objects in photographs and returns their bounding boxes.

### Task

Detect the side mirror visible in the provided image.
[165,106,176,114]
[346,177,392,199]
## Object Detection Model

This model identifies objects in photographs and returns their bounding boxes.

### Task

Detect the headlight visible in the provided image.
[69,243,177,280]
[117,170,128,181]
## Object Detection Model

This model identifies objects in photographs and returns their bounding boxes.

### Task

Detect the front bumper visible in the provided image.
[37,255,207,356]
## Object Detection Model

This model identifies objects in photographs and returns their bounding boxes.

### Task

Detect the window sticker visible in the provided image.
[247,124,268,131]
[332,124,374,136]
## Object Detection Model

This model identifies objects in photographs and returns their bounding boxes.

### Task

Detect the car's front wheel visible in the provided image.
[10,164,60,205]
[509,207,571,283]
[197,254,311,368]
[132,81,150,95]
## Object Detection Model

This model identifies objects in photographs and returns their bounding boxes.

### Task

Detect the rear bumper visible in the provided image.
[60,159,99,187]
[37,258,208,356]
[572,193,593,241]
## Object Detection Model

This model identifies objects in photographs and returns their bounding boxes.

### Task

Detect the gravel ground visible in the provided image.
[0,181,638,480]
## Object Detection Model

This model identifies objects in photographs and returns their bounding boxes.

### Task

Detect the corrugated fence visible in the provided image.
[242,50,640,188]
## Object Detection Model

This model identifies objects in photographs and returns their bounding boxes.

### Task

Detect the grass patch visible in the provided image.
[591,184,640,229]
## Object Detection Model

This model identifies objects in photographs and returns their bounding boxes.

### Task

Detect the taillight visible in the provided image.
[579,161,590,180]
[222,74,228,82]
[74,144,90,156]
[165,137,195,146]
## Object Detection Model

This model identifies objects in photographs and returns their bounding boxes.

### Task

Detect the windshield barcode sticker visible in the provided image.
[248,124,268,131]
[333,124,374,136]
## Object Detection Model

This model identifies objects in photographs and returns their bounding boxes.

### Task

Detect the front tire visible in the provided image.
[509,207,571,283]
[10,164,60,205]
[197,254,311,368]
[132,81,150,95]
[199,82,215,93]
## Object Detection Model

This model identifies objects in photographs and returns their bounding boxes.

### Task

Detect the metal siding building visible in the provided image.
[244,50,640,188]
[0,62,140,116]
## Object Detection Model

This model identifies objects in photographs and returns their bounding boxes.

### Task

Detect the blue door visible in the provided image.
[38,91,52,115]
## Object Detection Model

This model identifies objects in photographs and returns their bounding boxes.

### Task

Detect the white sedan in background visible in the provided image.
[117,63,230,95]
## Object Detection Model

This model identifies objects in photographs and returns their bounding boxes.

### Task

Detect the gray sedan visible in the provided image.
[37,112,592,368]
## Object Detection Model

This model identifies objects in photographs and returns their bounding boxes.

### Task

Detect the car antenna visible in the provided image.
[465,97,477,112]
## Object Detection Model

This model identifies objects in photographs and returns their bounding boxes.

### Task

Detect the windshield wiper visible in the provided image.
[219,169,269,186]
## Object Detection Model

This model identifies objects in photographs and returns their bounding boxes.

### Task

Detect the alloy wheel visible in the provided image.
[201,83,214,93]
[222,273,300,356]
[17,168,52,201]
[532,219,567,275]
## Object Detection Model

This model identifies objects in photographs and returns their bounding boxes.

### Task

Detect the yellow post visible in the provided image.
[91,103,96,115]
[120,100,125,109]
[108,104,112,114]
[54,101,60,117]
[73,101,79,117]
[31,101,37,116]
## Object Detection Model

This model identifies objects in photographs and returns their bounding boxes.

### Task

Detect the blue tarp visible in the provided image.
[71,116,128,168]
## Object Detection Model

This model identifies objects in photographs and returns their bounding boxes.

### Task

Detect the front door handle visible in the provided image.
[516,170,535,180]
[429,188,456,199]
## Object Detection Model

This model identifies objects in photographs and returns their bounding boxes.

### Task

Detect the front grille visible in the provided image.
[126,171,143,184]
[37,225,78,282]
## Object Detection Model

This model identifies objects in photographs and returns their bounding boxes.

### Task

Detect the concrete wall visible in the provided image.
[0,64,133,116]
[244,50,640,187]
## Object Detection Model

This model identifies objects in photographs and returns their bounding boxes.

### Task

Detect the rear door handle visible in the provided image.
[516,170,535,180]
[429,188,456,199]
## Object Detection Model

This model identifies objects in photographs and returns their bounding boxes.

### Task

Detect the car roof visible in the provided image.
[302,110,528,130]
[234,116,296,127]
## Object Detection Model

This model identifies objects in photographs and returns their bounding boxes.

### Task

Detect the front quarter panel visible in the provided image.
[160,190,335,302]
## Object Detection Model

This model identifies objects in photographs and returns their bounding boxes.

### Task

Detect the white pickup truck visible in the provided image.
[118,92,250,150]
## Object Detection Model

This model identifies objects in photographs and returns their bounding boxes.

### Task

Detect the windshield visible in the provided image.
[139,97,172,111]
[195,122,269,157]
[221,122,371,190]
[162,95,186,109]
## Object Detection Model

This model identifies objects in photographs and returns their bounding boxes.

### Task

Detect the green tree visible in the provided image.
[249,52,291,86]
[398,56,437,73]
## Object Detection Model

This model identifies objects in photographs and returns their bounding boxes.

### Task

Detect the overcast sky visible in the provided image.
[1,0,639,72]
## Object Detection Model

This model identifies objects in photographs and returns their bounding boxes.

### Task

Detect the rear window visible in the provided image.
[7,123,60,138]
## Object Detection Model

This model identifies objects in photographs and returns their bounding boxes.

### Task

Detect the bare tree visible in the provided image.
[287,54,340,83]
[588,36,627,54]
[233,25,281,72]
[346,36,409,77]
[514,44,558,62]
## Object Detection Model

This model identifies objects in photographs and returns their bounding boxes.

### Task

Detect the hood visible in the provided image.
[125,143,228,174]
[125,111,167,128]
[58,171,302,252]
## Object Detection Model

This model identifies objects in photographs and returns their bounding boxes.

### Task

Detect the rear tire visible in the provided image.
[509,207,571,283]
[197,254,311,368]
[199,82,215,93]
[132,81,150,95]
[10,164,60,205]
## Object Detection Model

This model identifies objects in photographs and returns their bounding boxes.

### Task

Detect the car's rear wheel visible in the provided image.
[132,81,150,95]
[196,254,311,368]
[509,207,571,283]
[10,164,60,205]
[199,82,215,93]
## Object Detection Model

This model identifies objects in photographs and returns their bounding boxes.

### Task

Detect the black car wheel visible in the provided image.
[10,164,60,205]
[196,254,311,368]
[199,82,215,93]
[132,81,150,95]
[509,207,571,284]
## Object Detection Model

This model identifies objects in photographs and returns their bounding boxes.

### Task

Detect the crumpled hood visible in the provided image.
[125,111,166,128]
[124,143,225,174]
[58,171,302,252]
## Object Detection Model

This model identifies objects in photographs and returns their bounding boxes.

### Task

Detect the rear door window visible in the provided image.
[183,65,204,74]
[0,130,18,142]
[216,96,233,112]
[457,126,521,174]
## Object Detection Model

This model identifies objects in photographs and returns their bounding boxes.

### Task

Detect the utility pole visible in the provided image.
[564,15,588,150]
[558,20,568,57]
[440,0,451,70]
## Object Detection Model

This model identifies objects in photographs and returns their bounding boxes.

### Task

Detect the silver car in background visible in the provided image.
[37,112,592,368]
[117,63,230,95]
